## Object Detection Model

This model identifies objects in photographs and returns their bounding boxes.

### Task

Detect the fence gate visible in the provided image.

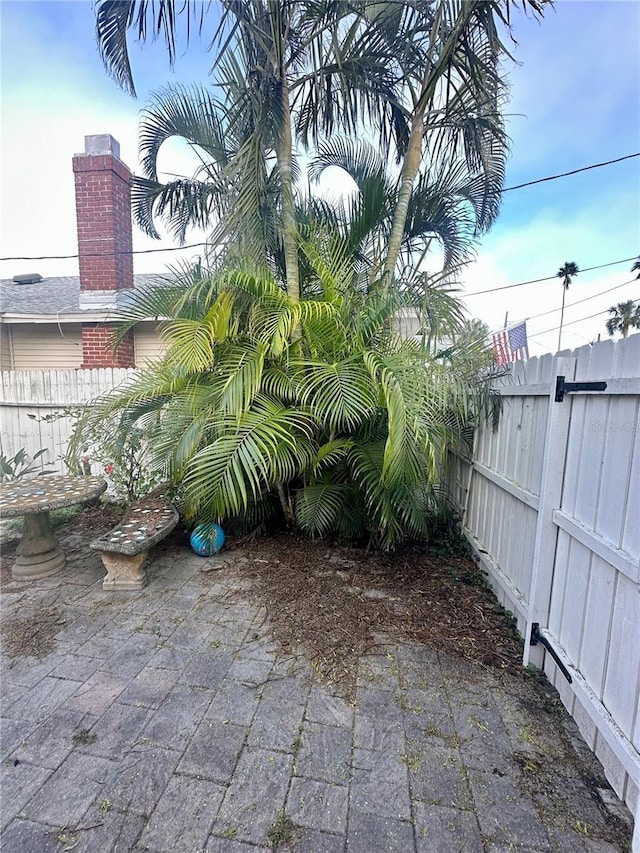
[451,337,640,847]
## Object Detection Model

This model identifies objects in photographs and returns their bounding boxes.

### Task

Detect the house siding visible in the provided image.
[0,325,13,371]
[134,323,167,365]
[9,324,83,370]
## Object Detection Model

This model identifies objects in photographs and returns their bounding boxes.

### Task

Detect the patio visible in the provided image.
[0,514,632,852]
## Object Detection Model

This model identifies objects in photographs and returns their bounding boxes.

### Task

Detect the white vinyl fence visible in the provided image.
[447,335,640,844]
[0,368,137,474]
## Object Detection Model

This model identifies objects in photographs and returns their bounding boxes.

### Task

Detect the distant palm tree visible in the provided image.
[605,300,640,338]
[632,256,640,279]
[556,261,579,351]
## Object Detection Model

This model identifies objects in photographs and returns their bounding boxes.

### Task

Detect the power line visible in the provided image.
[465,256,638,297]
[502,153,640,192]
[526,278,638,322]
[1,152,638,264]
[528,298,640,339]
[0,242,210,263]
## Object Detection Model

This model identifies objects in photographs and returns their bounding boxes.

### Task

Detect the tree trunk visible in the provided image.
[381,1,484,290]
[558,284,567,351]
[277,77,300,304]
[382,106,426,286]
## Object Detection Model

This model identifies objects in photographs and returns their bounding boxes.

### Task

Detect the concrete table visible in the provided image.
[0,474,107,580]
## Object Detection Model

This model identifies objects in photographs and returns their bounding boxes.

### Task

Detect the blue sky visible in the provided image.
[1,0,639,354]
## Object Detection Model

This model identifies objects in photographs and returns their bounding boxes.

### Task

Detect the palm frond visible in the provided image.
[295,359,378,432]
[182,396,316,519]
[294,483,360,538]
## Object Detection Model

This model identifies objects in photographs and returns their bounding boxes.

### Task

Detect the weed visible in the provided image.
[219,827,237,839]
[267,812,295,849]
[72,728,97,746]
[56,826,78,850]
[403,750,422,772]
[513,751,542,773]
[468,715,489,733]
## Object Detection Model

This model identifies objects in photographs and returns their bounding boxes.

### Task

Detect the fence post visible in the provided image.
[523,355,577,668]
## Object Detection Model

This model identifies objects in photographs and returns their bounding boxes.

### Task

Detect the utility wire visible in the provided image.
[2,154,638,264]
[526,278,638,322]
[465,256,638,297]
[528,298,640,339]
[0,243,210,262]
[502,152,640,192]
[2,248,636,298]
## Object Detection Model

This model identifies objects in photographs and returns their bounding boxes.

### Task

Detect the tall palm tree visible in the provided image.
[605,300,640,339]
[631,256,640,279]
[87,0,547,546]
[97,0,410,300]
[95,0,546,294]
[557,261,579,351]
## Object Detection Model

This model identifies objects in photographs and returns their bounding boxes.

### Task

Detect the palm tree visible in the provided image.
[86,0,546,547]
[129,89,503,304]
[605,300,640,338]
[71,250,486,549]
[557,261,579,351]
[95,0,546,294]
[631,256,640,279]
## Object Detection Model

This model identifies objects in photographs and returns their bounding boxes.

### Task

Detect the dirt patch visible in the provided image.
[1,605,66,659]
[55,503,124,539]
[224,531,524,693]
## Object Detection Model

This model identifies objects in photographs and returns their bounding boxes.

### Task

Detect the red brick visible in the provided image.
[73,150,133,293]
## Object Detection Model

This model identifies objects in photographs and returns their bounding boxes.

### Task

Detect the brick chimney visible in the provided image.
[73,134,135,368]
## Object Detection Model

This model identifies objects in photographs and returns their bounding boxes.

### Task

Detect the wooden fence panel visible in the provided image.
[0,368,137,473]
[448,337,640,838]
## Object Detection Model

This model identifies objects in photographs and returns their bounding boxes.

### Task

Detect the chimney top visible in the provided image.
[83,134,121,159]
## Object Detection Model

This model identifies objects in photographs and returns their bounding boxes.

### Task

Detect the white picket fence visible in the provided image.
[447,335,640,843]
[0,368,138,473]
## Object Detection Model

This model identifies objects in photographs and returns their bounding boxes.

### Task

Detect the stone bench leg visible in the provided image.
[100,551,148,591]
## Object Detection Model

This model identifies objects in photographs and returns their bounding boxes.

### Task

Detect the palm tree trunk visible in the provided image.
[382,1,475,287]
[277,78,300,304]
[382,106,425,286]
[384,0,494,289]
[558,285,567,351]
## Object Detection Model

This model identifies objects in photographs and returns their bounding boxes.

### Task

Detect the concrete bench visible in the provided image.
[90,496,179,591]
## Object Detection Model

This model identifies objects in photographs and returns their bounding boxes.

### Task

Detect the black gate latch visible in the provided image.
[530,623,573,683]
[555,376,607,402]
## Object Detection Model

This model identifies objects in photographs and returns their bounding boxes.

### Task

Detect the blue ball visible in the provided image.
[190,523,225,556]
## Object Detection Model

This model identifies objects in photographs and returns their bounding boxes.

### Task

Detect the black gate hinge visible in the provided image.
[530,623,573,683]
[555,376,607,402]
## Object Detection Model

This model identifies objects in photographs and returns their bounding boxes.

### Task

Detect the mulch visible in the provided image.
[225,530,525,694]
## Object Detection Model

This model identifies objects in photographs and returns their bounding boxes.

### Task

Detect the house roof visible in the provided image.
[0,274,167,320]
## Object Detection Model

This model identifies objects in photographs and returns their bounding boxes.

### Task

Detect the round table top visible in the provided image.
[0,474,107,518]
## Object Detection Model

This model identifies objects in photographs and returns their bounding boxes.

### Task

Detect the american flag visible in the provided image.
[492,321,529,364]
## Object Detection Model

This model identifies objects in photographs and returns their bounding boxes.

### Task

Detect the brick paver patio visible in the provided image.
[0,529,632,852]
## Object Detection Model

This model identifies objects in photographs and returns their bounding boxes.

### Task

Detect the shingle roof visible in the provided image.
[0,274,167,316]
